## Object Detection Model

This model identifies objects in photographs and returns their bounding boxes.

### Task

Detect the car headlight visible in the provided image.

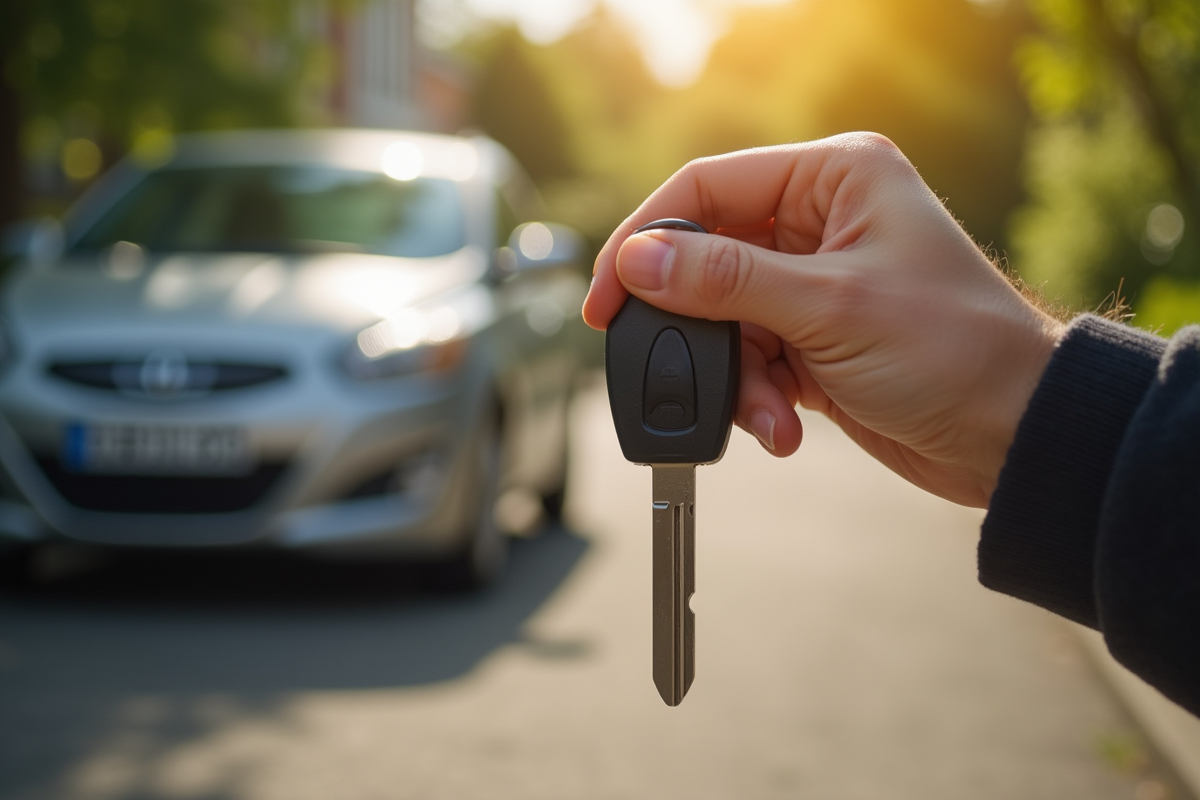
[341,286,494,382]
[341,307,469,381]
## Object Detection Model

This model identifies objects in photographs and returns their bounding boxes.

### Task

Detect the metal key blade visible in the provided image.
[652,463,695,706]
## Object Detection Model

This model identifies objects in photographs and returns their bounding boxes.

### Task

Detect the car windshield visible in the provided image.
[70,165,466,258]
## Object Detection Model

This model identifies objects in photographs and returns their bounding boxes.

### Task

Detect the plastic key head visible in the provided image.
[604,220,740,465]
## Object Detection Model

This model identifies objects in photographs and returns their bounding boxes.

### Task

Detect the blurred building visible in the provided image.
[299,0,470,134]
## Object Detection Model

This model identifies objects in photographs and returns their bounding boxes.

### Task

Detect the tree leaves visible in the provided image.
[1011,0,1200,312]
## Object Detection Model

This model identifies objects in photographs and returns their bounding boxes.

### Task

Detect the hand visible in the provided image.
[583,133,1063,508]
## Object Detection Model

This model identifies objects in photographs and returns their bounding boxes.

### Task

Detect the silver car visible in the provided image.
[0,129,589,587]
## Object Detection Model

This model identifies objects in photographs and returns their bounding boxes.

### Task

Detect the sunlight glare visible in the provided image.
[453,0,786,86]
[607,0,720,86]
[464,0,592,44]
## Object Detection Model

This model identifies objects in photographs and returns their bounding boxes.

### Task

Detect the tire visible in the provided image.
[438,411,507,591]
[540,395,573,523]
[0,543,34,591]
[541,482,567,522]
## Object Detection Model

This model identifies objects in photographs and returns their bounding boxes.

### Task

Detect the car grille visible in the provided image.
[47,360,288,393]
[34,458,289,514]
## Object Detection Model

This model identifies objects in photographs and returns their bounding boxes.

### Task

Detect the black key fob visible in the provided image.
[605,220,741,465]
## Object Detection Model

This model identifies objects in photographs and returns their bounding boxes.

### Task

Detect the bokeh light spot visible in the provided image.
[61,138,102,181]
[518,223,554,260]
[132,128,175,167]
[382,141,423,181]
[1145,203,1184,250]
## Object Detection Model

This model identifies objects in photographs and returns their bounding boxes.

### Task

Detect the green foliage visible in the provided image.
[459,9,667,246]
[460,0,1034,258]
[466,28,574,184]
[0,0,318,217]
[1010,109,1179,304]
[681,0,1032,251]
[1094,730,1150,774]
[1010,0,1200,313]
[1136,275,1200,334]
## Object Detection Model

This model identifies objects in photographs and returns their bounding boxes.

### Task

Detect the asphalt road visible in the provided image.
[0,378,1173,799]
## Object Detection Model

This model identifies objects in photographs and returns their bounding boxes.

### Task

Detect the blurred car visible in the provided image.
[0,129,589,587]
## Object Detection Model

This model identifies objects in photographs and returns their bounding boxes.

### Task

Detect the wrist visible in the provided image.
[974,310,1065,506]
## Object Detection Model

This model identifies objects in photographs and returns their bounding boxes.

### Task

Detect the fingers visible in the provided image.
[736,338,802,457]
[611,228,845,347]
[583,145,815,330]
[582,133,913,330]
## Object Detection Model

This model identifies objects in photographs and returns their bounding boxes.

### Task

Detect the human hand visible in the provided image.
[584,133,1063,508]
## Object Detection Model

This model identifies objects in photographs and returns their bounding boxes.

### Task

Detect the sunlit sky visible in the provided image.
[421,0,789,86]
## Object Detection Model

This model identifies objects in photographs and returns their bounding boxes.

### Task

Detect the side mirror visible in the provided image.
[2,217,64,268]
[505,222,583,274]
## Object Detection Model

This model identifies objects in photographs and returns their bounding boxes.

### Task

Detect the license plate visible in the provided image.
[63,423,251,475]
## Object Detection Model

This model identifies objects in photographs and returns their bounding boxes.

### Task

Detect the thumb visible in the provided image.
[615,230,824,338]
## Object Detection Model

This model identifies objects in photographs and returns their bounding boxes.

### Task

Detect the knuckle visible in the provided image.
[679,153,720,173]
[673,156,713,189]
[674,157,720,221]
[841,131,902,158]
[834,131,912,174]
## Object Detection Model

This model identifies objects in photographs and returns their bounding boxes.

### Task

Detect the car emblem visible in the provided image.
[139,350,191,396]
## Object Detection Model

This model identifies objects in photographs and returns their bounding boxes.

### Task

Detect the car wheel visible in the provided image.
[540,442,569,523]
[540,397,573,523]
[541,482,567,522]
[0,543,33,590]
[438,412,507,591]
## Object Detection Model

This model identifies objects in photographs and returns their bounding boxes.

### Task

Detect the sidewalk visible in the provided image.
[1078,630,1200,798]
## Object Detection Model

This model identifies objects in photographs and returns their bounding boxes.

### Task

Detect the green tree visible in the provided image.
[465,27,575,184]
[657,0,1034,254]
[0,0,317,225]
[450,1,1036,260]
[458,10,664,244]
[1009,0,1200,317]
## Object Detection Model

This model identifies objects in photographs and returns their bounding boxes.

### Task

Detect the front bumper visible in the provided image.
[0,363,488,556]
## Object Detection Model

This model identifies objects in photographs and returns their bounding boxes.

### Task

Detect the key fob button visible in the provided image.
[643,328,696,430]
[647,401,688,429]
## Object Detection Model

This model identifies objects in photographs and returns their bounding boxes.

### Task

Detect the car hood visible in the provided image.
[4,248,489,351]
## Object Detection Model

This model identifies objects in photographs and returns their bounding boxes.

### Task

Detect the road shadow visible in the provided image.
[0,523,592,799]
[0,522,592,692]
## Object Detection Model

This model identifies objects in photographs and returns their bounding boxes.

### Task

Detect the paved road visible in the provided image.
[0,380,1170,799]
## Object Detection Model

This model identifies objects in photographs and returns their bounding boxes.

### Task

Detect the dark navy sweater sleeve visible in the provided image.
[979,315,1200,716]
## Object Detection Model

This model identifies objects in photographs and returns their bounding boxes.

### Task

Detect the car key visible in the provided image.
[605,219,740,706]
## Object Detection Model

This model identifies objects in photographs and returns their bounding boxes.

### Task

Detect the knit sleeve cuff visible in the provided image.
[978,315,1166,627]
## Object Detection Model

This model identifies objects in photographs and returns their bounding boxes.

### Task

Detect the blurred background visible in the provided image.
[3,0,1200,325]
[2,1,1200,799]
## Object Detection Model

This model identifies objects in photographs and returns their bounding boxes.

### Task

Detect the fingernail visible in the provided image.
[617,235,674,291]
[749,409,776,451]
